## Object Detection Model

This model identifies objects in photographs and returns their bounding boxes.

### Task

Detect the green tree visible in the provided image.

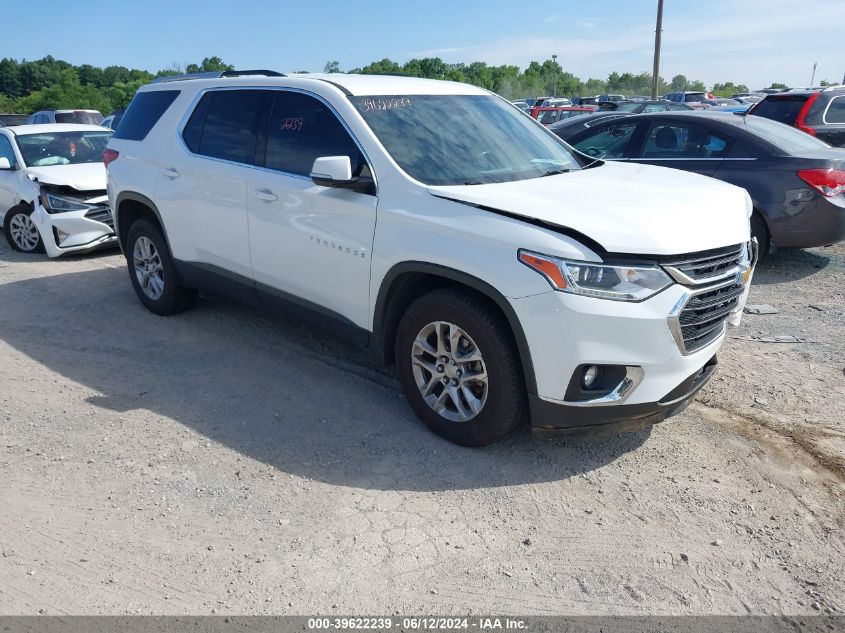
[15,68,113,114]
[671,74,688,92]
[324,60,341,74]
[186,56,234,74]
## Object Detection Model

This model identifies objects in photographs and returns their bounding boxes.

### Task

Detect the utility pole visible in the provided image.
[552,54,558,97]
[651,0,664,99]
[810,62,817,88]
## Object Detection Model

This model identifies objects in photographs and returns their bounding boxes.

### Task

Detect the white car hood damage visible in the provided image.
[25,163,107,192]
[428,161,751,255]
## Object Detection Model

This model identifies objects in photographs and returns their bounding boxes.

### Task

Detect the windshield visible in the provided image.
[684,93,707,103]
[742,116,830,153]
[16,130,113,167]
[354,95,581,186]
[615,102,642,112]
[54,111,104,125]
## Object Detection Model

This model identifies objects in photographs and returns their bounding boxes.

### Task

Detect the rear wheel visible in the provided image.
[4,204,44,253]
[125,219,197,315]
[395,288,526,447]
[751,211,770,258]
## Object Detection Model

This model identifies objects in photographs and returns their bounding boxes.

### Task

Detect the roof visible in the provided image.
[141,72,489,97]
[31,109,101,113]
[2,124,110,135]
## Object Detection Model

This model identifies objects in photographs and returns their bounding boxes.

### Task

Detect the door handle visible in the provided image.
[252,188,278,202]
[162,167,180,179]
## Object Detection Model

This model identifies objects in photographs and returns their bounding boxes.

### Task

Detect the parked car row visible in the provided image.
[3,70,842,448]
[549,110,845,254]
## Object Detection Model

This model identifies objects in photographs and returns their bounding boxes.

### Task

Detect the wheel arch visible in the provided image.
[372,262,538,395]
[114,192,170,253]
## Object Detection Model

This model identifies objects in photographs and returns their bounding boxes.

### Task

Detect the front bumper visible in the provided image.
[31,203,118,258]
[531,355,717,436]
[510,252,752,433]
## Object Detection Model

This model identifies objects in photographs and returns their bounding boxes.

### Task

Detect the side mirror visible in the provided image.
[0,157,12,170]
[311,156,353,185]
[310,156,375,195]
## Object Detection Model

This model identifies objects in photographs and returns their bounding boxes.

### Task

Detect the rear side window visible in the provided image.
[264,91,365,177]
[183,90,268,164]
[751,96,809,125]
[824,96,845,124]
[114,90,179,141]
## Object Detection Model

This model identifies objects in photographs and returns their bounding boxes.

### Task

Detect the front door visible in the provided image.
[246,90,377,330]
[631,119,729,177]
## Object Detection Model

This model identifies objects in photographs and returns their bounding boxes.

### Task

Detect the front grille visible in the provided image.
[676,282,745,353]
[662,244,745,285]
[84,206,114,229]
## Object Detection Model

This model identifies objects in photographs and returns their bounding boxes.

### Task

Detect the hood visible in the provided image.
[428,161,751,255]
[24,163,107,192]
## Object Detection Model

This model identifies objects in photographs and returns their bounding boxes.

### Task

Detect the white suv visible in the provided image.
[106,70,756,446]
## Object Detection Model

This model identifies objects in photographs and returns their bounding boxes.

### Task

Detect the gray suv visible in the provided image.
[748,87,845,147]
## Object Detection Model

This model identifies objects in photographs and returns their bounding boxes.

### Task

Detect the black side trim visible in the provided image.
[372,261,538,394]
[530,355,717,434]
[428,193,607,256]
[320,79,354,96]
[172,260,368,348]
[221,69,286,78]
[114,191,167,251]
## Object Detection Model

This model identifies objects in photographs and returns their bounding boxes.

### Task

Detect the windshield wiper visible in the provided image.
[540,168,571,177]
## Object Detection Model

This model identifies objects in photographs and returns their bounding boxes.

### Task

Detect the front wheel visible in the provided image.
[395,288,526,447]
[4,205,44,253]
[125,219,197,315]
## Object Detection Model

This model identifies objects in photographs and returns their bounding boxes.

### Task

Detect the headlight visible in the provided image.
[519,250,672,302]
[39,192,92,213]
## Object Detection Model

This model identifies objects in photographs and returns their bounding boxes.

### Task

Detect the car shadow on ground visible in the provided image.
[0,263,650,492]
[752,246,840,285]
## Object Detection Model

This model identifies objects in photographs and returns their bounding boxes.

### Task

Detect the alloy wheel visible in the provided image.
[9,213,40,251]
[133,236,165,300]
[411,321,489,422]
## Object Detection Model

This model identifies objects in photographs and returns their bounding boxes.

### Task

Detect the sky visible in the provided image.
[4,0,844,89]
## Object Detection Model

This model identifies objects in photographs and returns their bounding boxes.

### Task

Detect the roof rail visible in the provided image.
[152,69,285,84]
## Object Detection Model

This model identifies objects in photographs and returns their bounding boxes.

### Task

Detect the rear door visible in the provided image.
[155,89,271,280]
[630,118,731,177]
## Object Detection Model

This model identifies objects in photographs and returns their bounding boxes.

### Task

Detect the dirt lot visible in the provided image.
[0,240,843,616]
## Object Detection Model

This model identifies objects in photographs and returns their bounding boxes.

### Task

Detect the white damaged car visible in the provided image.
[0,124,117,257]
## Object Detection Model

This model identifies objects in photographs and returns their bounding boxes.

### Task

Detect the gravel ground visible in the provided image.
[0,240,843,616]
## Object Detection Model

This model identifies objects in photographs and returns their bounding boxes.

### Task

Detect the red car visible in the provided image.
[529,106,595,126]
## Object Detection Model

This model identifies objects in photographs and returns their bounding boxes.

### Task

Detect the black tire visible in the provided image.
[395,287,526,447]
[125,218,197,315]
[751,211,770,258]
[4,204,44,254]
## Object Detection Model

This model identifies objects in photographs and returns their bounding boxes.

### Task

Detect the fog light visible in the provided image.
[55,228,71,244]
[582,365,600,388]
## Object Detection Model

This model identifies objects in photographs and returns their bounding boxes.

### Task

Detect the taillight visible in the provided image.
[798,168,845,197]
[102,148,119,167]
[794,93,820,137]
